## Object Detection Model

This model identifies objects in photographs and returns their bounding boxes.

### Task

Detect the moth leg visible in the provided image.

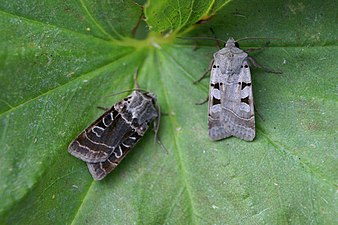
[209,27,222,49]
[97,106,109,111]
[192,41,199,51]
[153,104,168,153]
[245,41,270,53]
[195,96,209,105]
[154,134,168,154]
[253,103,265,122]
[193,69,210,84]
[133,67,140,89]
[247,56,282,74]
[193,59,214,84]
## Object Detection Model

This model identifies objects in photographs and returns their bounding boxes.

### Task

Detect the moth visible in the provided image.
[208,37,255,141]
[68,75,160,180]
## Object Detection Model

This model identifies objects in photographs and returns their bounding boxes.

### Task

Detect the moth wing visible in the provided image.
[221,60,255,141]
[208,62,230,140]
[68,104,134,163]
[86,131,143,180]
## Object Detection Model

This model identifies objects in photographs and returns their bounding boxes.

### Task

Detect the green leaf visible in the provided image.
[0,0,336,224]
[145,0,231,34]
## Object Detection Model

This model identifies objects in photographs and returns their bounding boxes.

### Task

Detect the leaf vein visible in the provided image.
[79,0,118,40]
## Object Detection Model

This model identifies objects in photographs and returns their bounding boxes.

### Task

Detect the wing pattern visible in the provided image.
[208,38,255,141]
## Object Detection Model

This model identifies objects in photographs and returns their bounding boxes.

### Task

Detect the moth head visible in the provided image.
[226,37,237,48]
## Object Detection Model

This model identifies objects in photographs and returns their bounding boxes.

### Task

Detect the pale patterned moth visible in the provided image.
[68,69,160,180]
[191,37,280,141]
[208,38,255,141]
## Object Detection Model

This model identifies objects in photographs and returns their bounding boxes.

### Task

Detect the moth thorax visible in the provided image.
[131,100,158,125]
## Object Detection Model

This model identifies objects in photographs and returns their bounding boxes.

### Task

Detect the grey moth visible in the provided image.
[208,37,255,141]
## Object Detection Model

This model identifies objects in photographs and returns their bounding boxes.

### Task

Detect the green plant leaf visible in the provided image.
[144,0,231,33]
[0,0,337,224]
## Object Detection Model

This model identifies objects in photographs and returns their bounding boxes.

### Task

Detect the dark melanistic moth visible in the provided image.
[68,90,159,180]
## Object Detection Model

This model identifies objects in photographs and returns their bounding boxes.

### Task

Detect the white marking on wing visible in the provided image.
[122,142,131,148]
[211,104,221,113]
[240,103,251,112]
[211,88,221,99]
[103,113,113,127]
[107,159,118,167]
[84,132,114,149]
[119,113,132,125]
[241,86,251,98]
[76,140,108,156]
[92,126,105,137]
[102,117,108,127]
[114,146,123,159]
[100,163,106,173]
[222,108,253,121]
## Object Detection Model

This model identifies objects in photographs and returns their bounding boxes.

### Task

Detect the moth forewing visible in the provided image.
[86,130,143,180]
[208,37,255,141]
[68,90,159,180]
[67,106,120,163]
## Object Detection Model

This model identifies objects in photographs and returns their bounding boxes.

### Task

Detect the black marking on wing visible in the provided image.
[210,82,222,106]
[241,82,251,90]
[112,109,119,119]
[212,97,221,105]
[241,96,250,105]
[211,82,222,90]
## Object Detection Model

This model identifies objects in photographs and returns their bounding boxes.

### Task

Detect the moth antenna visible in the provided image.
[209,27,222,49]
[177,36,280,45]
[235,37,281,42]
[102,68,146,97]
[176,36,227,44]
[155,135,168,154]
[154,103,168,153]
[104,88,148,98]
[134,67,140,89]
[254,107,265,122]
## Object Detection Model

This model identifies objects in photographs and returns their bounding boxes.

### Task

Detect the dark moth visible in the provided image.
[68,91,159,180]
